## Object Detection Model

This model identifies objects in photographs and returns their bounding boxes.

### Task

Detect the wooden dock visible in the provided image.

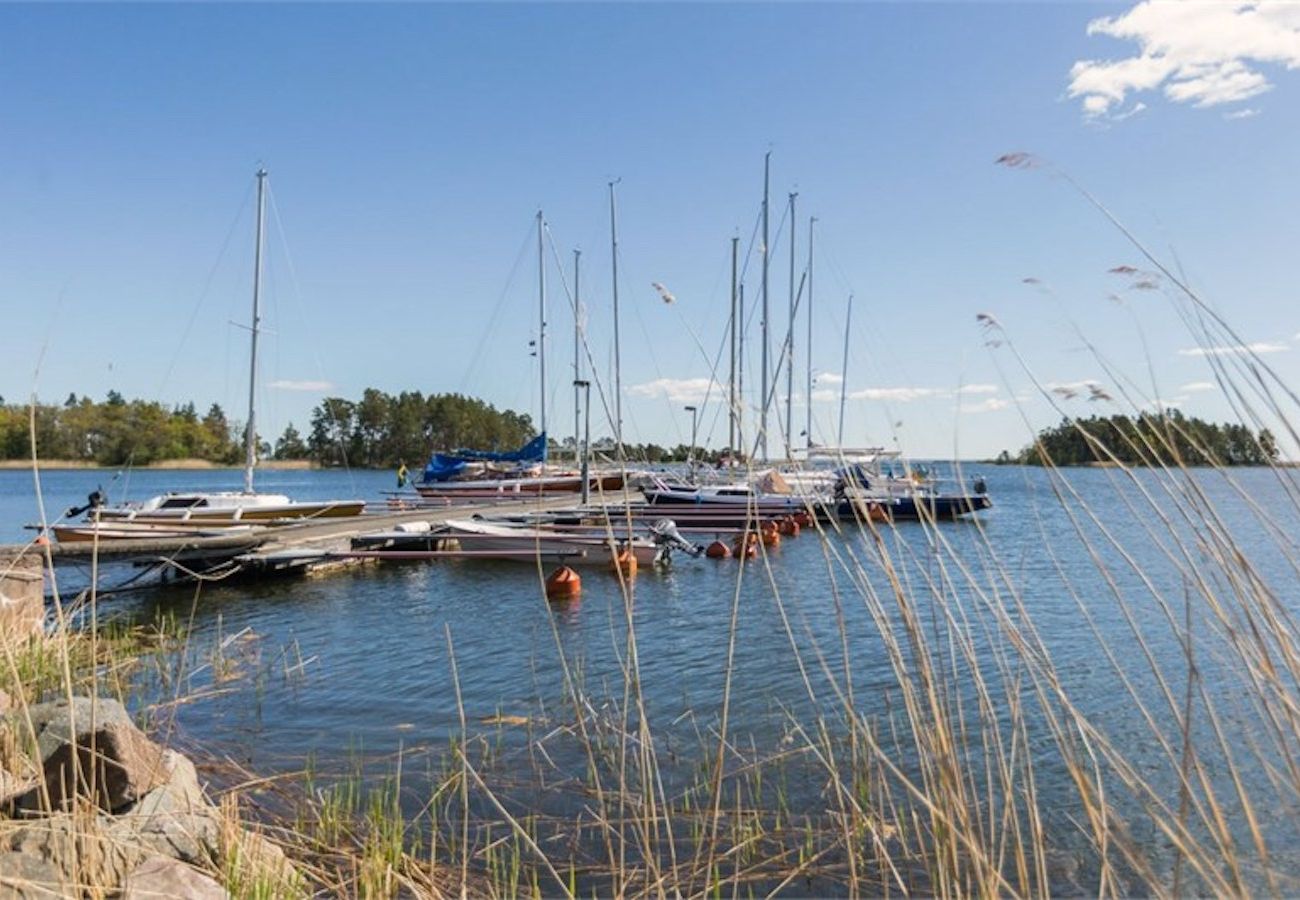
[4,493,636,569]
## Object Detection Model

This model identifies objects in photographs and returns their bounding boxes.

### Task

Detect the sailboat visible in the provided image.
[59,170,365,539]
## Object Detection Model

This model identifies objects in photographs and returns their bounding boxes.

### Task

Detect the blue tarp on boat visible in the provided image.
[420,433,548,483]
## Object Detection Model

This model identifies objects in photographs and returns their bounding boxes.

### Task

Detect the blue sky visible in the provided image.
[3,2,1298,459]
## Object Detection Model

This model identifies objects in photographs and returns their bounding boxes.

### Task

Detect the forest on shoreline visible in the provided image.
[0,390,535,468]
[1000,412,1278,467]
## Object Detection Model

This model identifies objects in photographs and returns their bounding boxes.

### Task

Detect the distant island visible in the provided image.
[996,412,1278,467]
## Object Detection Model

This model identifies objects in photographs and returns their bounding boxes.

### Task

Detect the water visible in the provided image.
[7,463,1300,891]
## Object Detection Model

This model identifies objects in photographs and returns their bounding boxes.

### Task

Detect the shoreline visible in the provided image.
[0,459,320,471]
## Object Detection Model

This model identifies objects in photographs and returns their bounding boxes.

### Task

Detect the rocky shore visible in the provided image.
[1,552,301,898]
[0,693,301,898]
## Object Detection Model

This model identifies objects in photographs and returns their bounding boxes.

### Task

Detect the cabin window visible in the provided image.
[160,497,206,509]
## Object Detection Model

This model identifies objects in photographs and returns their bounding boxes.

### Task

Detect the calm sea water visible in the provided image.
[6,464,1300,889]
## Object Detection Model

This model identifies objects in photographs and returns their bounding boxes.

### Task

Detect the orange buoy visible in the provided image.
[611,545,638,577]
[34,534,49,546]
[705,540,731,559]
[545,566,582,600]
[792,511,813,528]
[777,516,800,537]
[760,522,781,547]
[732,532,759,558]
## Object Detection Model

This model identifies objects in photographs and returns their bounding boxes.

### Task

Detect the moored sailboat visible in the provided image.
[58,170,365,540]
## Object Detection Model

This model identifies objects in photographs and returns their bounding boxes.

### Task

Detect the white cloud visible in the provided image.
[1177,341,1289,357]
[1179,380,1217,393]
[815,372,843,386]
[957,383,999,395]
[809,389,839,403]
[627,377,719,404]
[961,397,1011,414]
[1224,106,1262,119]
[270,379,334,392]
[847,387,944,402]
[1068,0,1300,118]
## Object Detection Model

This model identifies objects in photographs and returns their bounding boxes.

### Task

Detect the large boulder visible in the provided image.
[121,856,227,900]
[13,697,166,813]
[2,811,147,893]
[109,750,220,865]
[0,849,66,899]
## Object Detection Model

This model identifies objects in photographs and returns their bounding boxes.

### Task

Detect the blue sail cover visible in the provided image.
[420,433,548,483]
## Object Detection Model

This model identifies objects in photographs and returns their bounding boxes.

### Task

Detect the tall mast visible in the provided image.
[759,152,770,461]
[839,294,853,446]
[728,235,738,455]
[608,179,623,450]
[573,248,582,462]
[737,283,745,454]
[785,192,797,459]
[243,168,267,494]
[805,217,815,449]
[537,209,547,442]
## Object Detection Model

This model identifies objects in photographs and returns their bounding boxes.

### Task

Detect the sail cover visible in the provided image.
[420,433,548,483]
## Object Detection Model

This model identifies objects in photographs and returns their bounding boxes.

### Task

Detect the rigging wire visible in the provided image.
[266,185,359,496]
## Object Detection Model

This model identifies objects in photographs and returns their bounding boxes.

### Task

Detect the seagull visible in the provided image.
[652,282,676,304]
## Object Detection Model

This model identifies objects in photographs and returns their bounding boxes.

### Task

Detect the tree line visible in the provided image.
[0,390,535,468]
[1002,411,1278,467]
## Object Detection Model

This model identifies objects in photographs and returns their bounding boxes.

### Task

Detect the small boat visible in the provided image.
[56,170,364,542]
[49,520,261,543]
[440,517,662,566]
[93,492,366,524]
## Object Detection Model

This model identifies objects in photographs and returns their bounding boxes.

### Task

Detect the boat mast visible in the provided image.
[839,294,853,446]
[537,209,547,443]
[737,282,745,455]
[608,179,623,450]
[728,235,738,456]
[759,152,770,461]
[785,192,797,459]
[573,248,581,463]
[805,217,815,449]
[243,168,267,494]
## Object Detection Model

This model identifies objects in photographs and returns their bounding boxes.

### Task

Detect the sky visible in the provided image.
[3,2,1299,460]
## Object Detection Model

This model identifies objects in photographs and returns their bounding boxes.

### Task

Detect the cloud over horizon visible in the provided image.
[270,379,335,392]
[627,377,720,404]
[1177,341,1289,357]
[1069,1,1300,118]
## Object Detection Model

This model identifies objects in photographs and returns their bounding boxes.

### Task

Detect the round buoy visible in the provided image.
[34,534,49,546]
[611,545,638,578]
[777,516,799,537]
[545,566,582,600]
[732,532,759,558]
[760,522,781,547]
[793,511,813,528]
[705,540,731,559]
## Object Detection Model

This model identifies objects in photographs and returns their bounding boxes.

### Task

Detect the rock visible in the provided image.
[14,696,166,813]
[109,750,220,865]
[223,828,303,897]
[0,554,43,643]
[0,850,67,898]
[3,811,147,893]
[121,856,227,900]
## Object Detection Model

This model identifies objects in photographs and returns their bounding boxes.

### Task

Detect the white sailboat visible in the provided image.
[62,170,365,539]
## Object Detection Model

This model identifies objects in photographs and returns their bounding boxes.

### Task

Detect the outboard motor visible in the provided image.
[649,518,704,559]
[973,475,988,495]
